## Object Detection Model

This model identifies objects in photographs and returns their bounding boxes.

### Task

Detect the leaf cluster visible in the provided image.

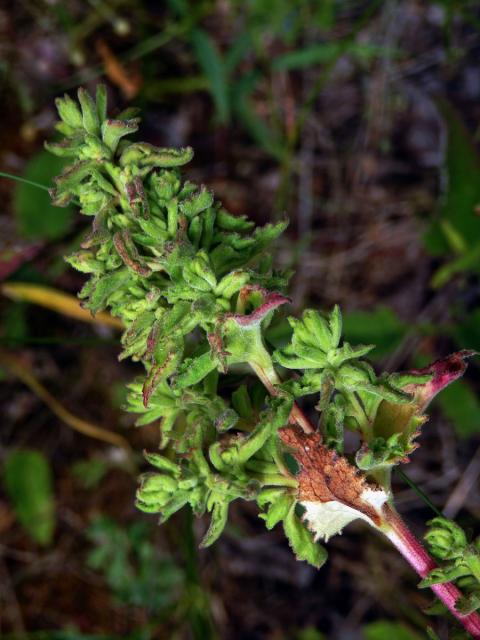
[422,517,480,615]
[274,307,423,475]
[49,87,468,568]
[49,87,302,550]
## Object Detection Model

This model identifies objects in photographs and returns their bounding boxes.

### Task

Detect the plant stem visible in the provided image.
[383,504,480,638]
[249,344,480,636]
[0,171,50,191]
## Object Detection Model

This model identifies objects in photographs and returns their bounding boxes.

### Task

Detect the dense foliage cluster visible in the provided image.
[47,87,473,580]
[422,517,480,616]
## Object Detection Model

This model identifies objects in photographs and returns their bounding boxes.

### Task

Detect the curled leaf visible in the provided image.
[200,500,229,548]
[231,290,290,327]
[283,504,328,568]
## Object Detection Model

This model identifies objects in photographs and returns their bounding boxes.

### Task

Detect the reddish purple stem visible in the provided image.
[384,506,480,638]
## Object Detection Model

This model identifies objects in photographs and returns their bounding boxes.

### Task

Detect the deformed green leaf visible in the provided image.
[78,87,100,135]
[175,351,218,388]
[231,384,253,419]
[283,505,327,568]
[180,186,214,218]
[143,452,181,477]
[259,492,294,530]
[102,118,140,153]
[79,268,131,314]
[200,500,229,547]
[236,397,292,465]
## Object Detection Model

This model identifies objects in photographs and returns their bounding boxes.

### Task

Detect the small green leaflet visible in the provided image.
[283,505,327,569]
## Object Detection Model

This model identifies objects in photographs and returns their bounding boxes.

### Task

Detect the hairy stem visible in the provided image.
[383,505,480,638]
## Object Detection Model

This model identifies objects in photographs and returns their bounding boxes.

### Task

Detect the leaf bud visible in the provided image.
[65,250,104,274]
[139,472,178,494]
[78,87,100,135]
[180,186,213,218]
[55,94,83,129]
[101,118,140,153]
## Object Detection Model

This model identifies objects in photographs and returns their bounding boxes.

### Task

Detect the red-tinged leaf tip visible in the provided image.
[142,353,175,407]
[405,350,476,411]
[146,322,160,360]
[232,292,291,327]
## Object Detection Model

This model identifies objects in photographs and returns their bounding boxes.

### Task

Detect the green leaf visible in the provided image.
[180,186,214,218]
[80,268,131,314]
[431,243,480,288]
[272,42,394,71]
[260,493,294,530]
[283,506,327,569]
[301,309,334,351]
[452,307,480,352]
[231,384,253,419]
[78,87,100,135]
[236,397,292,465]
[363,621,421,640]
[14,150,74,240]
[95,84,108,123]
[275,307,353,371]
[200,500,229,547]
[3,449,56,546]
[424,102,480,256]
[273,42,343,70]
[323,397,345,452]
[216,209,254,232]
[119,142,194,168]
[424,517,467,561]
[144,452,181,477]
[232,72,286,160]
[342,307,407,360]
[191,29,230,124]
[71,457,109,490]
[355,433,410,471]
[101,119,140,153]
[139,472,178,494]
[437,380,480,438]
[142,344,183,407]
[175,351,218,388]
[55,94,83,129]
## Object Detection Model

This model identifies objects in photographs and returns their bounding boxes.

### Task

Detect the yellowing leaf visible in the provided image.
[2,282,123,329]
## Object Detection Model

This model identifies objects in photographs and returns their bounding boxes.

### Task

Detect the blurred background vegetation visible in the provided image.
[1,1,480,638]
